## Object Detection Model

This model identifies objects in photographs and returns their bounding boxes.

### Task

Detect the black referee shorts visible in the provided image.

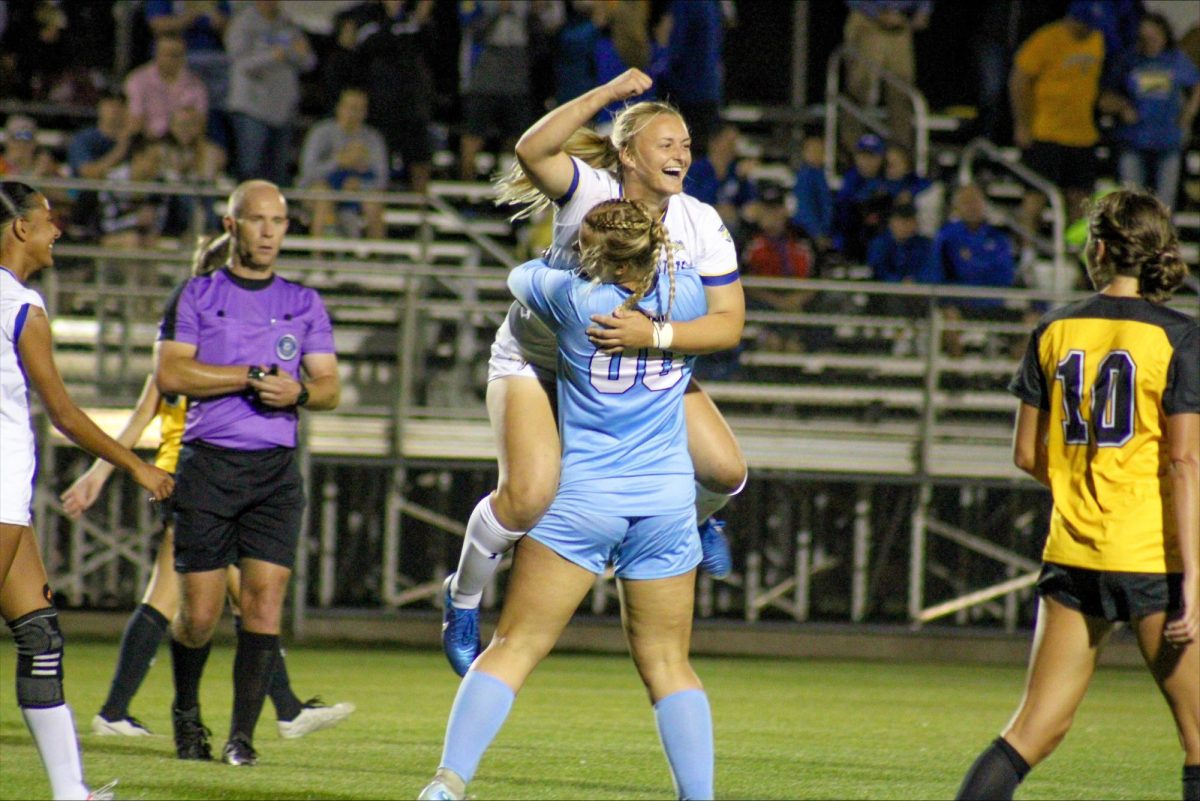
[171,441,306,573]
[1036,562,1182,622]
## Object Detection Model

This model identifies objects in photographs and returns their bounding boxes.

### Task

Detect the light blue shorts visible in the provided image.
[527,502,701,580]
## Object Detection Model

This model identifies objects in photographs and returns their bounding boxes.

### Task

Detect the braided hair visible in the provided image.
[579,199,675,318]
[1085,188,1188,303]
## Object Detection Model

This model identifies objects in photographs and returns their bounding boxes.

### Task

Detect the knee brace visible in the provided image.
[8,608,65,708]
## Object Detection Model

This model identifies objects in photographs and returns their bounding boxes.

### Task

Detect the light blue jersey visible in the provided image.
[507,259,707,516]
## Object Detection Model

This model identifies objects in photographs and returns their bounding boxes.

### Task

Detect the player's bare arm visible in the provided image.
[1165,411,1200,645]
[20,306,174,501]
[61,370,163,517]
[587,279,745,355]
[515,69,654,199]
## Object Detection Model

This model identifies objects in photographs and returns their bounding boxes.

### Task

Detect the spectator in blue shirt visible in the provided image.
[833,133,890,262]
[685,123,755,243]
[791,135,833,251]
[866,203,931,351]
[868,203,932,284]
[926,183,1018,357]
[1103,13,1200,210]
[881,143,942,235]
[68,92,131,180]
[662,0,724,154]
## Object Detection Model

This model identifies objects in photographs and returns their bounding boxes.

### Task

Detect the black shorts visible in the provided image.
[1022,141,1098,193]
[171,441,306,573]
[464,93,531,142]
[1036,562,1182,622]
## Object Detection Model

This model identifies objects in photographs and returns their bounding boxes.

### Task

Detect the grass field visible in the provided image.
[0,639,1183,800]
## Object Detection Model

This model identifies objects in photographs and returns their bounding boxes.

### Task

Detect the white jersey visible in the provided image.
[503,156,740,372]
[0,267,44,525]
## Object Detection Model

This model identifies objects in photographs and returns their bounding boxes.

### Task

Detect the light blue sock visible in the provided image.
[654,688,714,801]
[439,671,516,784]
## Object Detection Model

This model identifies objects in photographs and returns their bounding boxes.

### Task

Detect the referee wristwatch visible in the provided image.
[295,383,310,408]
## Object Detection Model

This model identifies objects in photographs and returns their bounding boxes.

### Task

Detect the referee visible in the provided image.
[155,180,340,766]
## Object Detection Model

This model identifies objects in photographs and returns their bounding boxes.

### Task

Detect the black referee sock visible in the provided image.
[229,629,279,743]
[100,603,169,721]
[170,636,212,713]
[233,616,303,721]
[1184,764,1200,801]
[955,737,1031,801]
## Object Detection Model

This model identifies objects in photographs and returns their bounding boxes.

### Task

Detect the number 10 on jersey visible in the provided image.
[1054,349,1136,447]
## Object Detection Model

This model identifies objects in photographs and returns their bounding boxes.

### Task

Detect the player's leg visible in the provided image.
[423,537,595,799]
[1132,609,1200,799]
[94,524,178,735]
[443,374,560,674]
[622,572,713,800]
[618,506,713,801]
[956,596,1113,800]
[684,380,747,578]
[1,523,90,801]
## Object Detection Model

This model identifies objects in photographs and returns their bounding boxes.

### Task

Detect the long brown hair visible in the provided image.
[1085,189,1188,303]
[579,199,675,317]
[494,101,686,221]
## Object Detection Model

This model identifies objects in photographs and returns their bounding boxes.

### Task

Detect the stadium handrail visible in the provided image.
[824,44,932,176]
[957,137,1070,300]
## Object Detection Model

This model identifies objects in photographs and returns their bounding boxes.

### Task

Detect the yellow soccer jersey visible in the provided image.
[153,394,187,473]
[1009,294,1200,573]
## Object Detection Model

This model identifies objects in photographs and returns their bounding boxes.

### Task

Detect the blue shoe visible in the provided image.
[698,518,732,579]
[441,575,481,677]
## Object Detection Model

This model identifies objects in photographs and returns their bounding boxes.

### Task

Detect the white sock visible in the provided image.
[450,496,525,609]
[695,473,746,525]
[23,704,88,801]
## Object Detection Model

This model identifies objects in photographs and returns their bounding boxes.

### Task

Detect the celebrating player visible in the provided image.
[2,181,174,800]
[61,233,352,746]
[421,198,715,801]
[956,188,1199,800]
[442,68,747,676]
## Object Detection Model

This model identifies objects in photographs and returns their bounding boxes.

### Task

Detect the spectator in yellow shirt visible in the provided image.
[1010,2,1105,253]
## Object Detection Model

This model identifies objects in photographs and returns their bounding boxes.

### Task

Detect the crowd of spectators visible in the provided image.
[0,0,1197,361]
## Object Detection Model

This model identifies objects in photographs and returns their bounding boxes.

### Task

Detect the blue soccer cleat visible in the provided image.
[698,518,732,579]
[441,575,481,677]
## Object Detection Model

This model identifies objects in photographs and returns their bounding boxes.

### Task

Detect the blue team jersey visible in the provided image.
[508,260,707,514]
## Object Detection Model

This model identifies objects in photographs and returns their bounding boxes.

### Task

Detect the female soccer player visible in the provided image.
[956,188,1199,800]
[442,69,747,675]
[421,198,714,801]
[61,233,352,751]
[1,181,174,799]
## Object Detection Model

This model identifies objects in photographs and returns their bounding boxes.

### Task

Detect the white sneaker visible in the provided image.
[277,698,355,739]
[417,770,466,800]
[92,715,152,737]
[87,779,118,800]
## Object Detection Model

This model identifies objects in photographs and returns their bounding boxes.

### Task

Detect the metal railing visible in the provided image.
[957,137,1071,300]
[824,44,932,177]
[31,180,1199,636]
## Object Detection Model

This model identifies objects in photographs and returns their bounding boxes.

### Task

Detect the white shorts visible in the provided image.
[0,448,34,526]
[487,305,557,384]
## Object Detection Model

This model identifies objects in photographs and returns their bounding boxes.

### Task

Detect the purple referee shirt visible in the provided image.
[158,267,335,449]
